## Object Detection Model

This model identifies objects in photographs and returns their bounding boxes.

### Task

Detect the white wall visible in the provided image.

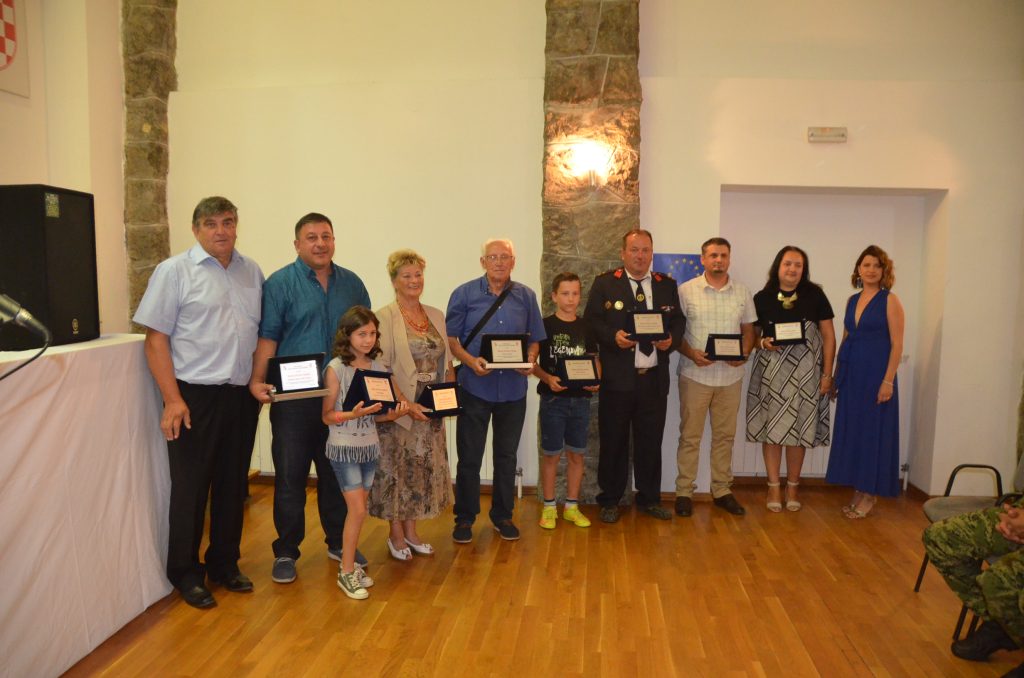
[170,1,547,478]
[718,189,926,479]
[640,0,1024,494]
[0,0,127,334]
[168,1,1024,495]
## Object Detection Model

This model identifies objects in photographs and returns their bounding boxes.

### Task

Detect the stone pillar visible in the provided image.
[122,0,177,329]
[541,1,641,504]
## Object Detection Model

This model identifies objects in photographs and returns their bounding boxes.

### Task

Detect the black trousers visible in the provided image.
[596,371,668,508]
[453,391,526,525]
[269,397,346,559]
[165,381,259,588]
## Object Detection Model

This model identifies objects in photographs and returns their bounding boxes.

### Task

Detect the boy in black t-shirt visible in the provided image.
[532,273,601,529]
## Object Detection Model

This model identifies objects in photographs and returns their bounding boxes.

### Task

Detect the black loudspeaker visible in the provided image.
[0,184,100,350]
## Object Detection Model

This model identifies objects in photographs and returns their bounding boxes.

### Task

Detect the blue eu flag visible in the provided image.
[653,253,703,284]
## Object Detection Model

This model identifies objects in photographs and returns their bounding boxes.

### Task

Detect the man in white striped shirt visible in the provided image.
[674,237,756,517]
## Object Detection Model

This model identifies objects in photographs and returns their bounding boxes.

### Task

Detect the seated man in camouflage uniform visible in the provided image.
[923,498,1024,675]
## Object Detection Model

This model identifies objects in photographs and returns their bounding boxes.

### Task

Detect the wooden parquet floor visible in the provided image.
[64,484,1021,677]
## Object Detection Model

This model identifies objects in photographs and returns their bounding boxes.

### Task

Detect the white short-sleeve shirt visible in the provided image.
[677,274,756,387]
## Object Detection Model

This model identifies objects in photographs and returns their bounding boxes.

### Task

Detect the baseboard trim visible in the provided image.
[245,473,913,503]
[905,482,930,502]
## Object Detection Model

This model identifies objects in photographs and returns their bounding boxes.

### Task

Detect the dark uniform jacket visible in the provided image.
[584,268,686,396]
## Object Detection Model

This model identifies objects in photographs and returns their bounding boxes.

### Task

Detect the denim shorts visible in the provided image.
[539,394,591,455]
[329,458,378,492]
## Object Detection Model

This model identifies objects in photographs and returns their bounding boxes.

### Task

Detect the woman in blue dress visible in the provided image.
[825,245,905,518]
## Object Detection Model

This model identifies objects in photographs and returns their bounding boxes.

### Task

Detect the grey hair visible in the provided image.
[192,196,238,226]
[481,238,515,257]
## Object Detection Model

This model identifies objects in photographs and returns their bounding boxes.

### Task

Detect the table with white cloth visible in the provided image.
[0,334,172,678]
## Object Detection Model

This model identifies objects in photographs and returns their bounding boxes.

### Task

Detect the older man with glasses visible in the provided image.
[445,239,545,544]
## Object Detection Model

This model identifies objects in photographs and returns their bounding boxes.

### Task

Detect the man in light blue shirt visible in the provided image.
[248,213,370,584]
[134,196,264,609]
[446,238,545,544]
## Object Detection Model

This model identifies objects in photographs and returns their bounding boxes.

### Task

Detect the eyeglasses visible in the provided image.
[484,254,514,263]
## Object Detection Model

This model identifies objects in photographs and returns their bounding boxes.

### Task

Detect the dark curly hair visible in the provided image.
[332,305,382,364]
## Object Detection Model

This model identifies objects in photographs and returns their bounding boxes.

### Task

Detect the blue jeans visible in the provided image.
[330,458,378,492]
[454,390,526,525]
[269,398,347,560]
[539,395,590,454]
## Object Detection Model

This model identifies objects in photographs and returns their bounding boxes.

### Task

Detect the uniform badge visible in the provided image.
[604,301,612,309]
[636,293,645,302]
[614,300,624,310]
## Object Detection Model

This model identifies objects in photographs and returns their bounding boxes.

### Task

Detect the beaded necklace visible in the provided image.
[398,302,430,333]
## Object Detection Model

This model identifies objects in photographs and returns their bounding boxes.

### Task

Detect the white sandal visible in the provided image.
[766,481,783,513]
[785,481,802,512]
[386,537,412,561]
[405,539,434,555]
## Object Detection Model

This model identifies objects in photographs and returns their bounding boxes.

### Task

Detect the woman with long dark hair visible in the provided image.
[747,246,836,512]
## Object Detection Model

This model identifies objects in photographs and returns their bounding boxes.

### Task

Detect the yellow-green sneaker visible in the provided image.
[562,505,591,527]
[539,505,557,529]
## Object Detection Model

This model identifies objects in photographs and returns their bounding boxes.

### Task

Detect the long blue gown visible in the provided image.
[825,289,900,496]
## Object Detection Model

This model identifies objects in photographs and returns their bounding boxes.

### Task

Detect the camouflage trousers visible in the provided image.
[922,499,1024,643]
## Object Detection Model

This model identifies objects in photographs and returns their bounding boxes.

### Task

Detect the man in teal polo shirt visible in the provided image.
[249,213,370,584]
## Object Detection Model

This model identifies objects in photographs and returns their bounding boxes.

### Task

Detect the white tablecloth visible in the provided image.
[0,334,172,678]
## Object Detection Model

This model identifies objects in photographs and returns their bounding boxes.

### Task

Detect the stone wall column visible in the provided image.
[541,1,641,503]
[122,0,176,328]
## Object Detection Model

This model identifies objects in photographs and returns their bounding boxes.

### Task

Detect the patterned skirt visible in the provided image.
[745,320,831,448]
[368,418,452,521]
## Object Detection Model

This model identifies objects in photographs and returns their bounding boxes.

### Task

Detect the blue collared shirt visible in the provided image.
[133,243,264,385]
[445,276,546,402]
[259,257,371,357]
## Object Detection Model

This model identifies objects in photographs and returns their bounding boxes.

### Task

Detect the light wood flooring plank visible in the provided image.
[64,484,1021,677]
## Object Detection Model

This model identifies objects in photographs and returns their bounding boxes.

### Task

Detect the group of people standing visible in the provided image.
[135,198,458,606]
[574,231,905,527]
[134,196,905,608]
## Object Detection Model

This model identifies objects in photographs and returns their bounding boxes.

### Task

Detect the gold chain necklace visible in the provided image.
[777,289,798,310]
[398,302,430,333]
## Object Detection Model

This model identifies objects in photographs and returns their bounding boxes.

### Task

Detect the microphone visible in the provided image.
[0,293,53,342]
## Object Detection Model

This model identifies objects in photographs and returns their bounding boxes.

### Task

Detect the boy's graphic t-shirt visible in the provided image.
[537,315,598,398]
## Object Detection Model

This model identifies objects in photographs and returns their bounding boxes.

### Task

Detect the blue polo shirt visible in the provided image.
[445,276,546,403]
[259,257,371,357]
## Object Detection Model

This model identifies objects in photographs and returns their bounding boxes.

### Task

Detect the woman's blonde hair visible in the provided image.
[851,245,895,289]
[386,249,426,280]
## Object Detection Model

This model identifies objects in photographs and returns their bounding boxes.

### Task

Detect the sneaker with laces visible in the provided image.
[271,557,296,584]
[327,548,368,567]
[640,503,672,520]
[599,505,620,523]
[493,519,521,541]
[562,505,591,527]
[337,569,368,600]
[539,505,557,529]
[354,563,374,588]
[453,522,473,544]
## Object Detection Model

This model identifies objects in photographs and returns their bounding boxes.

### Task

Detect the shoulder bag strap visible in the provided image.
[463,283,514,350]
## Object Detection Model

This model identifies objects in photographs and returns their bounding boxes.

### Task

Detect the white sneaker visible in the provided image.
[337,569,368,600]
[355,563,374,588]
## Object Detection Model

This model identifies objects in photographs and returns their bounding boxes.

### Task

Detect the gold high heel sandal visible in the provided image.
[785,481,802,512]
[766,481,783,513]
